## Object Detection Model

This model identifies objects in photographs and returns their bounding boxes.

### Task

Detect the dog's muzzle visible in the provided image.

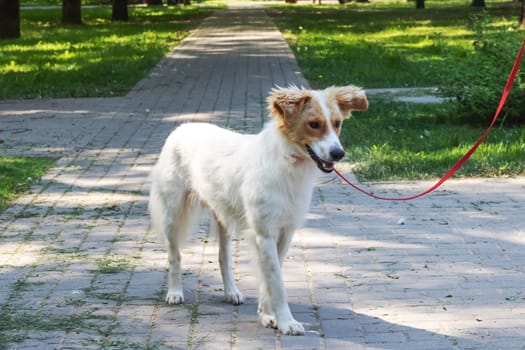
[306,145,344,173]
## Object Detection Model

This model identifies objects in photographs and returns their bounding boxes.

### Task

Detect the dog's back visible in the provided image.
[150,121,315,237]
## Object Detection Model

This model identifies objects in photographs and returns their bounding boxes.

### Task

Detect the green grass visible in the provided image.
[267,1,525,180]
[267,0,521,88]
[95,256,136,274]
[0,6,212,99]
[343,100,525,180]
[0,156,55,211]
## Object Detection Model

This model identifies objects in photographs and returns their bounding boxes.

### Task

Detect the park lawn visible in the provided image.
[341,100,525,180]
[0,157,55,212]
[0,6,213,99]
[267,0,525,180]
[266,0,521,88]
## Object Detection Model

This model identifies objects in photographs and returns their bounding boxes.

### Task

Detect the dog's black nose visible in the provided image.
[330,148,345,161]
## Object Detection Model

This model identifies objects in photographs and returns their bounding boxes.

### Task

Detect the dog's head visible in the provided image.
[268,85,368,173]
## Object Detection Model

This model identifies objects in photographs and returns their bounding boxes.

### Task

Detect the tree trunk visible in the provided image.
[62,0,82,25]
[147,0,163,5]
[167,0,189,4]
[415,0,425,9]
[0,0,20,39]
[471,0,485,7]
[112,0,128,21]
[521,0,525,27]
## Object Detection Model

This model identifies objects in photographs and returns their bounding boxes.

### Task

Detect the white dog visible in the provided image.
[149,85,368,335]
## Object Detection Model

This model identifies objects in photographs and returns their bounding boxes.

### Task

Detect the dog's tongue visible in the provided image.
[323,161,334,171]
[316,159,334,173]
[306,145,335,173]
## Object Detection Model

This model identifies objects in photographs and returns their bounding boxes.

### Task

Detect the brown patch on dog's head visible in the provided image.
[267,85,368,153]
[292,97,330,148]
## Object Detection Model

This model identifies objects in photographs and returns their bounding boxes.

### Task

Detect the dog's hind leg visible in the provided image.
[214,217,245,305]
[166,237,184,305]
[150,184,200,305]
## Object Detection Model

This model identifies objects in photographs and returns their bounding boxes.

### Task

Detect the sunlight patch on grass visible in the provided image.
[3,61,35,73]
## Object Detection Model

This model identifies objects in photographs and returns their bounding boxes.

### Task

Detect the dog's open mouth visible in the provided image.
[305,145,334,173]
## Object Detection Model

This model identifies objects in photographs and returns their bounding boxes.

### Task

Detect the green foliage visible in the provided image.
[0,6,212,98]
[0,157,54,211]
[437,11,525,125]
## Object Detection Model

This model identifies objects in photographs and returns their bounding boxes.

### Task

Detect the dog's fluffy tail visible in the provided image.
[149,173,202,246]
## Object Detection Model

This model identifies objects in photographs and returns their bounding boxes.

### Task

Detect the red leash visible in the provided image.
[334,38,525,201]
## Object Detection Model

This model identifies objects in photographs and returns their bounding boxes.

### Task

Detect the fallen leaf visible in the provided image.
[505,292,521,301]
[387,273,399,280]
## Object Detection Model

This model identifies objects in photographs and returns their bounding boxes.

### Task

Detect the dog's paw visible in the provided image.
[166,290,184,305]
[224,286,245,305]
[278,319,305,336]
[259,313,278,329]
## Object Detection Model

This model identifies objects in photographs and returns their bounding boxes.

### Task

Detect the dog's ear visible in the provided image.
[330,85,368,118]
[268,86,312,122]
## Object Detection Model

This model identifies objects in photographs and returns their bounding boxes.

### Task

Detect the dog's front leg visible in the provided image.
[215,219,245,305]
[255,234,305,336]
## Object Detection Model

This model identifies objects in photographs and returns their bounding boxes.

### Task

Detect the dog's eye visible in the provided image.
[308,121,321,129]
[334,120,341,129]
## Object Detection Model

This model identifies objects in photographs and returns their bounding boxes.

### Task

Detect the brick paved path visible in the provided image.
[1,6,525,350]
